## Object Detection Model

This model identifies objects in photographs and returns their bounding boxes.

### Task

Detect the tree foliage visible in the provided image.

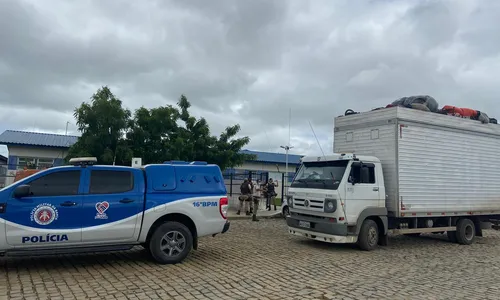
[67,87,255,170]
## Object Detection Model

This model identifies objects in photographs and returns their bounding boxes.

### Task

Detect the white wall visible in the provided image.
[3,146,69,187]
[8,146,68,159]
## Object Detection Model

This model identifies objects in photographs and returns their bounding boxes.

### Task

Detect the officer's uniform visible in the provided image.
[251,181,262,221]
[237,180,252,215]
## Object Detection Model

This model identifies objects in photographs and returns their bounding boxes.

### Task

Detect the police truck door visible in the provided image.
[5,169,84,247]
[81,167,143,243]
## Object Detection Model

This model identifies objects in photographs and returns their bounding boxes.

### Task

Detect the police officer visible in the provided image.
[248,178,254,214]
[236,178,252,215]
[266,178,278,211]
[251,179,262,221]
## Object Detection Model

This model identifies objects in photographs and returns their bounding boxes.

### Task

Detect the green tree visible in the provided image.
[67,86,132,165]
[68,88,254,170]
[127,95,255,170]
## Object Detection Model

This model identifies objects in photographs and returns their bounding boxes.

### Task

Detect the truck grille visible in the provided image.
[293,198,324,211]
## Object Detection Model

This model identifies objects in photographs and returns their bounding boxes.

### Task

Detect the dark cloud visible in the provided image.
[1,0,499,157]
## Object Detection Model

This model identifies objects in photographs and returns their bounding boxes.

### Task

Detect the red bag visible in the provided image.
[442,105,464,117]
[460,108,478,119]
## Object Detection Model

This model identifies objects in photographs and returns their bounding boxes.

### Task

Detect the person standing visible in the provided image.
[251,179,262,221]
[248,178,254,214]
[266,178,279,211]
[237,178,252,215]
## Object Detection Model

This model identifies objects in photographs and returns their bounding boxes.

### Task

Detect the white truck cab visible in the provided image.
[286,153,388,249]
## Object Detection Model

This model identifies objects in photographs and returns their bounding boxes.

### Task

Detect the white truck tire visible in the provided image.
[358,219,379,251]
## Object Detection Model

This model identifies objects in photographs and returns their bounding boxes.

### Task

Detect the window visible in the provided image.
[17,157,55,170]
[18,157,37,170]
[350,164,376,184]
[291,160,349,190]
[90,170,134,194]
[28,170,81,197]
[38,158,55,169]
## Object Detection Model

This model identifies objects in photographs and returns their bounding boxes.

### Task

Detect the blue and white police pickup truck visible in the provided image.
[0,157,230,264]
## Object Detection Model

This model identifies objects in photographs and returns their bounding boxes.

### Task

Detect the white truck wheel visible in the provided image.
[149,221,193,264]
[456,218,476,245]
[358,219,379,251]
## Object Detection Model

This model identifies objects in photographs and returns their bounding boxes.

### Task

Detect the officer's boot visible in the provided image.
[236,210,240,215]
[246,210,251,216]
[252,214,259,222]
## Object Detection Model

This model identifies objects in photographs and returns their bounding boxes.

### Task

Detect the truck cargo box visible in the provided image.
[334,106,500,218]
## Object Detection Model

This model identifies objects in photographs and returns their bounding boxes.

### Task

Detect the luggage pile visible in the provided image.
[345,95,498,124]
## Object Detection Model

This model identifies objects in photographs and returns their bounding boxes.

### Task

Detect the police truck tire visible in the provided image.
[149,221,193,264]
[358,219,379,251]
[456,218,476,245]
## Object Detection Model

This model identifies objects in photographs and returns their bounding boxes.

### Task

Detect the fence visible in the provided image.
[224,171,295,209]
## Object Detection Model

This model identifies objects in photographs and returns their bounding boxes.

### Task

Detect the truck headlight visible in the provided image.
[324,198,337,213]
[286,195,293,208]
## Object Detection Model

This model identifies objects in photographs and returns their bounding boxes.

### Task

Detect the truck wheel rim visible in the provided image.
[160,231,186,257]
[368,227,377,246]
[465,225,474,240]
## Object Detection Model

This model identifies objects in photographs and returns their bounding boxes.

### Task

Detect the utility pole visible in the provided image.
[280,145,293,196]
[281,107,293,196]
[65,121,70,135]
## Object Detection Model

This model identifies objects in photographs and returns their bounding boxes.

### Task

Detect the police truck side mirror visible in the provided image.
[13,184,31,199]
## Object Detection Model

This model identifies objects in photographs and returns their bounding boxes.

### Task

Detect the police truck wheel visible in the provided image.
[149,221,193,264]
[358,219,379,251]
[456,218,476,245]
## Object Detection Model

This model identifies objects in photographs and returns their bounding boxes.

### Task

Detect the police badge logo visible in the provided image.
[30,203,59,226]
[95,201,109,219]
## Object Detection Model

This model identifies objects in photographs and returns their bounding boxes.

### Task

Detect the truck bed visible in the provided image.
[334,106,500,217]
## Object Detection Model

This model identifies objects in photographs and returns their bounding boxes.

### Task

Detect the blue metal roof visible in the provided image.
[240,149,303,165]
[0,131,304,164]
[0,130,79,148]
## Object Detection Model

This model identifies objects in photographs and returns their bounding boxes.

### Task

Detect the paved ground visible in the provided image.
[227,207,283,219]
[2,219,500,300]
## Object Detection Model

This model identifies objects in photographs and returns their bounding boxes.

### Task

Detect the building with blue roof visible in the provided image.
[0,130,79,171]
[0,130,304,188]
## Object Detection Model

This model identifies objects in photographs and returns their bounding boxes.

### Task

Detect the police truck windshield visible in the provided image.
[291,160,349,190]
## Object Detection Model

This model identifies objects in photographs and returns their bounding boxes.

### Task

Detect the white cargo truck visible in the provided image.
[286,106,500,250]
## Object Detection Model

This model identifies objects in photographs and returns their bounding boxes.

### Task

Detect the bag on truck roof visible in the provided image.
[460,108,479,119]
[477,111,490,124]
[390,95,439,113]
[490,118,498,124]
[441,105,464,117]
[410,103,431,112]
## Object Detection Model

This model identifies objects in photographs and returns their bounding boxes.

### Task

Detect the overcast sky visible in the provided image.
[1,0,499,157]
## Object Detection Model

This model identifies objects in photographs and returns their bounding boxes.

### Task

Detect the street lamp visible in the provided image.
[280,145,293,196]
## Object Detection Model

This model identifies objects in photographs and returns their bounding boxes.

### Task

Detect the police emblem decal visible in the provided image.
[95,201,109,219]
[30,203,59,226]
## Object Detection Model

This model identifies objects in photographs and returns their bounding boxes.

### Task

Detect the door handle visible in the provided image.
[120,198,135,203]
[60,201,77,207]
[373,187,379,191]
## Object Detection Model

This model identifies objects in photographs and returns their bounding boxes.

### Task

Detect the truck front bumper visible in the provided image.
[286,214,357,244]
